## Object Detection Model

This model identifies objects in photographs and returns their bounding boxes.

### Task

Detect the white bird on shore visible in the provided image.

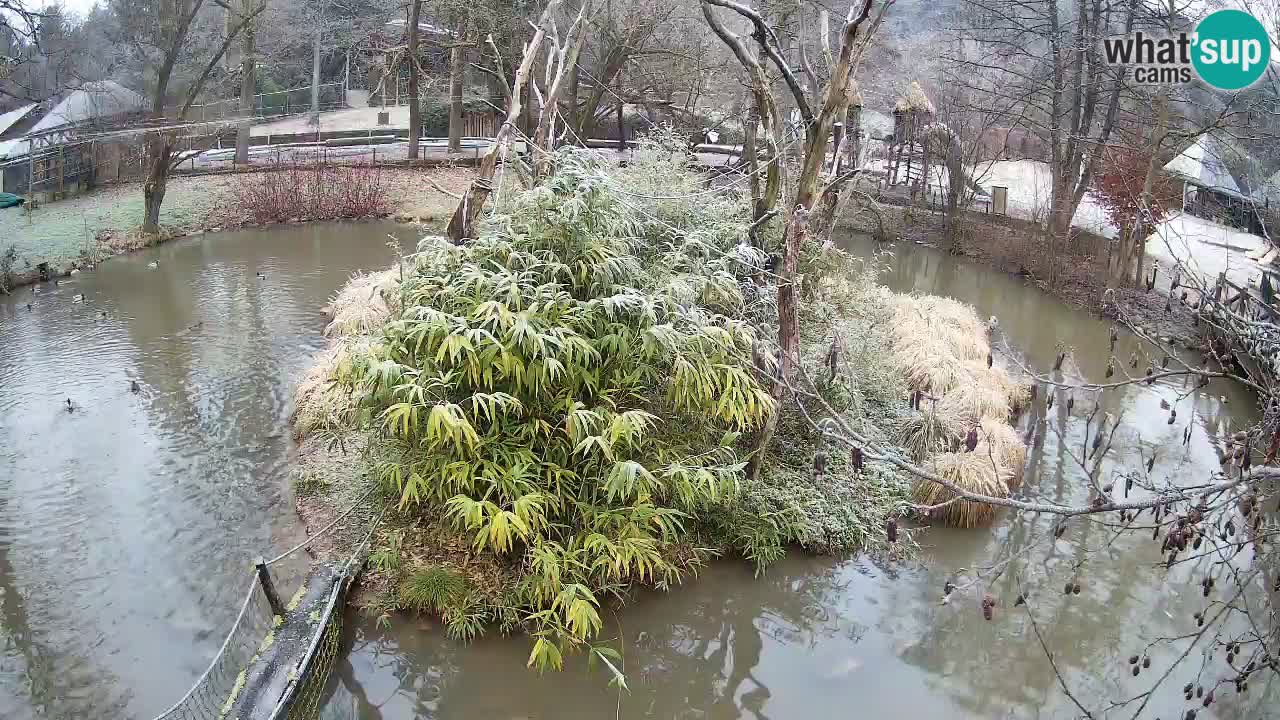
[987,315,999,333]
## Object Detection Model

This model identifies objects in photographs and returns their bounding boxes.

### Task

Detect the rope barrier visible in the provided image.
[264,483,381,566]
[149,575,263,720]
[147,480,384,720]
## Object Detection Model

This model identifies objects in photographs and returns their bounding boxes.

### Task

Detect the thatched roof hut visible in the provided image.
[892,82,935,144]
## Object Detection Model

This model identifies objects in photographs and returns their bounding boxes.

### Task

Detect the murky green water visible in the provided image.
[0,221,416,719]
[1,223,1273,719]
[314,235,1275,720]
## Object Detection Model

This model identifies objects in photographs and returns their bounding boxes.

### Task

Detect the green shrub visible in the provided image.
[337,142,916,667]
[398,565,467,613]
[343,148,773,666]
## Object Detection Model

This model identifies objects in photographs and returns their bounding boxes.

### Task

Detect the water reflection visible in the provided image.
[320,234,1274,719]
[0,221,414,719]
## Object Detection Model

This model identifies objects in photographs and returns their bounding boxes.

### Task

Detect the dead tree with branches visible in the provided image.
[700,0,888,481]
[112,0,264,234]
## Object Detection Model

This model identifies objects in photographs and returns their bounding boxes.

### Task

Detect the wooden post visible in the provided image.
[615,68,625,151]
[255,556,284,615]
[27,147,34,204]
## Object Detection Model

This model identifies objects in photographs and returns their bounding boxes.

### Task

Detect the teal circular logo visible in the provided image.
[1193,10,1270,90]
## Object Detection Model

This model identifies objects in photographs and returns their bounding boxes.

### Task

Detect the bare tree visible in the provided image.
[234,0,264,164]
[530,2,591,178]
[446,0,560,240]
[701,0,887,480]
[407,0,422,159]
[945,0,1134,255]
[112,0,263,233]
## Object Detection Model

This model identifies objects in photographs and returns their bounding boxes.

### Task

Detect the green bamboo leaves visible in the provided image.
[346,149,773,665]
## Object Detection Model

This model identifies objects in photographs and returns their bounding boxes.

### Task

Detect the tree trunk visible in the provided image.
[142,134,173,235]
[1133,89,1169,288]
[447,36,464,153]
[234,0,257,165]
[1113,223,1132,283]
[576,44,629,140]
[407,0,422,160]
[848,103,862,167]
[615,67,625,150]
[309,24,321,127]
[742,93,764,245]
[566,64,579,139]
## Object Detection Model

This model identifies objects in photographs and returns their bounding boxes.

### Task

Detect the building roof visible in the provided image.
[894,81,935,114]
[0,104,37,136]
[383,18,454,38]
[27,81,145,136]
[1163,134,1246,200]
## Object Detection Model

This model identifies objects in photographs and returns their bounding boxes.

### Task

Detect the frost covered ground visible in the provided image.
[983,160,1270,288]
[1,166,473,280]
[0,175,234,274]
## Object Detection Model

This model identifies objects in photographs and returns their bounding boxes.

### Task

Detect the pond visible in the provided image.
[0,222,1271,719]
[313,234,1274,720]
[0,221,417,719]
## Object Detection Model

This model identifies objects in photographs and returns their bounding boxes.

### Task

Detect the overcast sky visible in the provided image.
[47,0,100,20]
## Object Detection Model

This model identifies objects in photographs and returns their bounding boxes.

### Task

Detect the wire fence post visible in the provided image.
[255,556,284,615]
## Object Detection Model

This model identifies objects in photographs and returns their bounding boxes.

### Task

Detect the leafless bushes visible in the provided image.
[228,162,391,226]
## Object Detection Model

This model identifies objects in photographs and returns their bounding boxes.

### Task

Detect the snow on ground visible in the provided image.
[1145,213,1269,289]
[970,160,1115,237]
[0,175,235,272]
[870,156,1273,288]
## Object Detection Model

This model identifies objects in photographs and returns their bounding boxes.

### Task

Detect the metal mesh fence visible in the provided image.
[282,581,349,720]
[149,496,380,720]
[150,577,277,720]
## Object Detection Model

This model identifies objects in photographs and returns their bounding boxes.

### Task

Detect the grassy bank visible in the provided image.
[289,140,1028,670]
[0,166,473,292]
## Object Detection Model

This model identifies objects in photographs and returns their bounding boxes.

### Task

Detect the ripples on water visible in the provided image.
[0,221,415,719]
[315,235,1276,720]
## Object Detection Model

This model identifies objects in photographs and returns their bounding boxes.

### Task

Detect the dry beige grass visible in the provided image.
[889,292,1031,525]
[293,345,342,437]
[912,452,1011,528]
[975,418,1028,489]
[325,268,400,337]
[898,407,956,460]
[295,268,397,440]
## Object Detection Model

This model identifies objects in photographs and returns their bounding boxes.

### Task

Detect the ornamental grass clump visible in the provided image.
[339,151,775,668]
[889,294,1030,523]
[914,452,1012,528]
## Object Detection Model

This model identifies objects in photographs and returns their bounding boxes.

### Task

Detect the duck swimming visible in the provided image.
[65,398,75,413]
